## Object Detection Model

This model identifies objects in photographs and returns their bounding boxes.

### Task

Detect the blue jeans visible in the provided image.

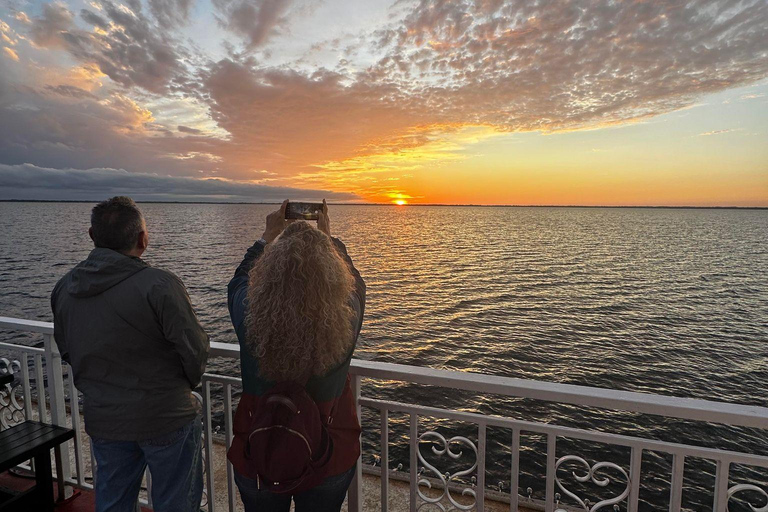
[91,415,203,512]
[234,465,356,512]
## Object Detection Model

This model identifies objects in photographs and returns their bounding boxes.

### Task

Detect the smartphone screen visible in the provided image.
[285,201,323,220]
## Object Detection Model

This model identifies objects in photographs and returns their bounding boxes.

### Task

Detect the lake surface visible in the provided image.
[1,202,767,510]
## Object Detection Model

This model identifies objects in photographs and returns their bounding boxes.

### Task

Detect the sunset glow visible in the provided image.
[0,1,766,205]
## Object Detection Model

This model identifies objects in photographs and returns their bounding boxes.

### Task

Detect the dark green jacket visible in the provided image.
[51,248,209,441]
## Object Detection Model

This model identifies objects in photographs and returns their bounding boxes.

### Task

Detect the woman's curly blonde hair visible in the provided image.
[245,221,356,381]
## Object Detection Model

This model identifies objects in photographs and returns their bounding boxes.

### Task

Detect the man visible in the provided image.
[51,196,209,512]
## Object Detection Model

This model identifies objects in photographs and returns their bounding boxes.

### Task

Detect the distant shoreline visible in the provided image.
[0,199,766,210]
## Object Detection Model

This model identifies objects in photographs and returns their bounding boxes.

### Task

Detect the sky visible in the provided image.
[0,0,767,205]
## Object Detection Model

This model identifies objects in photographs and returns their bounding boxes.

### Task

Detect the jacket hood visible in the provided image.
[66,248,148,298]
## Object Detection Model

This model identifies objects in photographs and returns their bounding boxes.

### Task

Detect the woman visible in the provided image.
[226,200,366,512]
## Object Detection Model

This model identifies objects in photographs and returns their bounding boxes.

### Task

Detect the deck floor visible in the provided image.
[0,470,151,512]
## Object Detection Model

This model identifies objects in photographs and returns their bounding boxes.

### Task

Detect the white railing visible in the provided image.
[205,342,768,512]
[2,316,768,512]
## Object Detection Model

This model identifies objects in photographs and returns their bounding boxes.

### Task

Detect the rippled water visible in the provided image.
[1,202,767,511]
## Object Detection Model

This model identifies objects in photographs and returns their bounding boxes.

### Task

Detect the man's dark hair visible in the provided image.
[90,197,144,252]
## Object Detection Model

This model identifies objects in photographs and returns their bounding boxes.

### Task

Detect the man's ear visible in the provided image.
[88,227,95,242]
[137,231,148,250]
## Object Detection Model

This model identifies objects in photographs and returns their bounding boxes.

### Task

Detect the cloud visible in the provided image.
[199,60,426,178]
[698,129,740,136]
[28,3,74,49]
[364,0,768,132]
[178,125,202,134]
[0,19,17,45]
[0,76,222,177]
[212,0,291,48]
[148,0,194,29]
[2,47,18,61]
[44,84,98,99]
[14,12,32,24]
[0,163,360,202]
[27,1,190,93]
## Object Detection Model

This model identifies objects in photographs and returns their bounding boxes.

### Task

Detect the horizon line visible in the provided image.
[1,199,766,209]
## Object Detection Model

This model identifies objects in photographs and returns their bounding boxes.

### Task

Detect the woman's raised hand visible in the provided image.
[262,200,291,243]
[317,199,331,236]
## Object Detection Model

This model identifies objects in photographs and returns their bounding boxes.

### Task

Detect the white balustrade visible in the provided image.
[2,316,768,512]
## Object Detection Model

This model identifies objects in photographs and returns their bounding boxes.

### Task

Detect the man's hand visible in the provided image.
[262,200,292,243]
[317,199,331,236]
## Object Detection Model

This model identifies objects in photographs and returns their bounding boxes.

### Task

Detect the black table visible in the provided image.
[0,421,74,511]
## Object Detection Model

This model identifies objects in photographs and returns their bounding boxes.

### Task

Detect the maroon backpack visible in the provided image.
[242,381,336,493]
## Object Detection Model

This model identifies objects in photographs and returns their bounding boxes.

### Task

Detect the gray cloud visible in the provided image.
[79,9,108,30]
[148,0,194,29]
[0,163,360,202]
[178,125,202,134]
[28,2,74,48]
[27,2,189,93]
[43,84,98,99]
[0,66,251,193]
[376,0,768,132]
[213,0,291,49]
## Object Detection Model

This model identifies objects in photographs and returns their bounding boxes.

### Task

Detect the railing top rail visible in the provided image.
[0,341,45,354]
[0,316,54,334]
[350,359,768,429]
[4,320,768,429]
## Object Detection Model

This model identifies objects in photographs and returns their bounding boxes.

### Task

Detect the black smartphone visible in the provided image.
[285,201,323,220]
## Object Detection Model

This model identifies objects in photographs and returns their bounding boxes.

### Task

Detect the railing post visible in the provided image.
[202,379,215,512]
[545,434,556,512]
[477,423,486,512]
[510,428,520,512]
[380,408,389,512]
[348,374,363,512]
[409,413,417,512]
[224,383,235,512]
[628,447,642,512]
[44,333,73,498]
[669,454,685,512]
[713,460,730,512]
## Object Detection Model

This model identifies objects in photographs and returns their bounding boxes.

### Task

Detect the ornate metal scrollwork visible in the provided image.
[555,455,630,511]
[0,357,26,430]
[728,484,768,512]
[416,431,478,511]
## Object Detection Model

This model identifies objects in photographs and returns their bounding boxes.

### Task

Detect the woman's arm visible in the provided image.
[318,200,366,331]
[331,237,366,317]
[227,239,266,328]
[228,200,292,330]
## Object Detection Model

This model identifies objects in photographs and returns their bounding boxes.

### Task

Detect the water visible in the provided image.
[1,202,767,510]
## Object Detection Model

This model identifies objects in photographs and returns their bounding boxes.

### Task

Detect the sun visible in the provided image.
[394,200,407,206]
